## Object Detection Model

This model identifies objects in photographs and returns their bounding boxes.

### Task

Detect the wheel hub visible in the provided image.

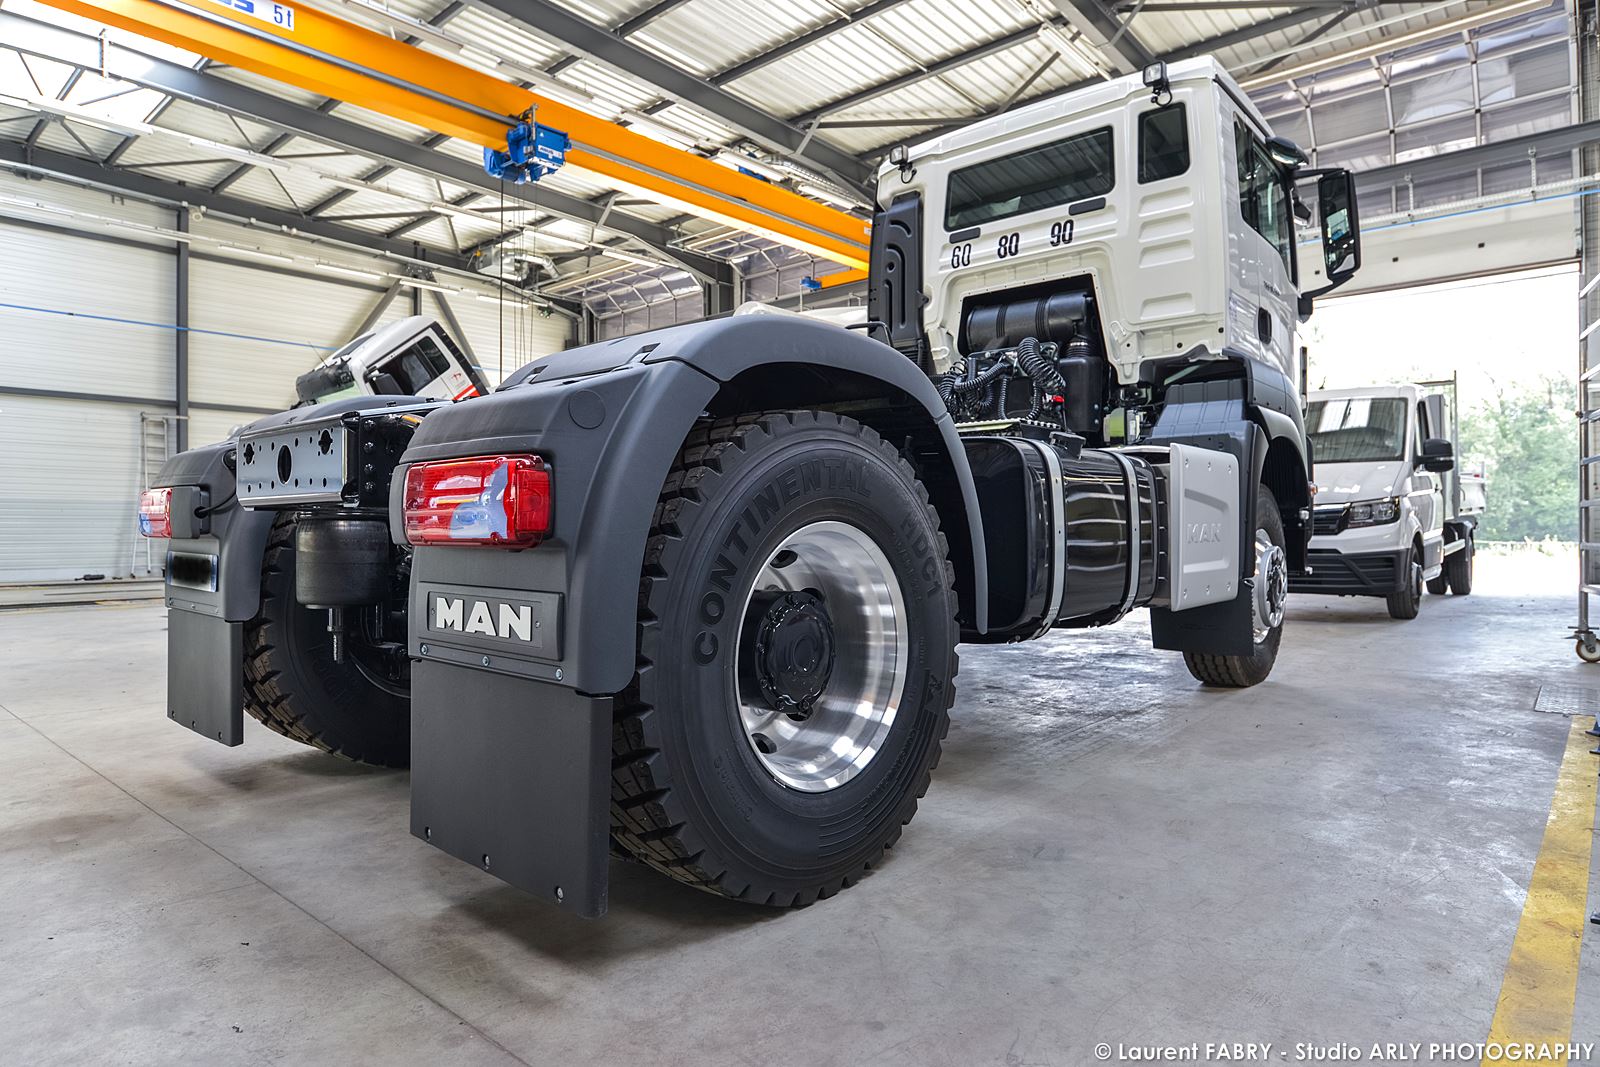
[1250,530,1288,645]
[734,521,908,793]
[751,591,836,719]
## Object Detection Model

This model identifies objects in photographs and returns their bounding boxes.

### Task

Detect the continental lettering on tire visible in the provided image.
[899,513,942,598]
[694,456,871,666]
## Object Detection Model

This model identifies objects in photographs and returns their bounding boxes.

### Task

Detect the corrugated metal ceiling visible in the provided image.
[0,0,1572,315]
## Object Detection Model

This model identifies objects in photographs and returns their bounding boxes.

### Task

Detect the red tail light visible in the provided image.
[403,455,551,548]
[138,487,172,538]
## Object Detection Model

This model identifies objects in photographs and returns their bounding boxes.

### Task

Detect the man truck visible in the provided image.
[1289,382,1484,619]
[142,57,1361,916]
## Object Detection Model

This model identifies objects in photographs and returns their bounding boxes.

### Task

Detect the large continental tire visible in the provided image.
[611,411,959,906]
[1446,536,1474,595]
[1183,485,1287,688]
[1386,546,1423,620]
[241,513,411,767]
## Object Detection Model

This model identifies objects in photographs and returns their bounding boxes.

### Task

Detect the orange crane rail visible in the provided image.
[37,0,874,270]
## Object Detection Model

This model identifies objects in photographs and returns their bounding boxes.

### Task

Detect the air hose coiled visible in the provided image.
[935,357,1010,417]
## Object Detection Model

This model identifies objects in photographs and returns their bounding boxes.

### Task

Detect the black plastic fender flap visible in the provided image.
[409,660,611,917]
[1146,378,1266,658]
[167,608,244,746]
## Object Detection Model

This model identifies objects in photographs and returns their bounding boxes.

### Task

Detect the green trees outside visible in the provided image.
[1459,378,1577,541]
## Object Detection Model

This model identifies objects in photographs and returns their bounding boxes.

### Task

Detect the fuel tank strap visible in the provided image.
[1108,450,1141,623]
[1024,438,1067,642]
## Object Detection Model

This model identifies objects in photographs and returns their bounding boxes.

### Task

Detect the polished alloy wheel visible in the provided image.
[734,520,908,792]
[1250,528,1288,645]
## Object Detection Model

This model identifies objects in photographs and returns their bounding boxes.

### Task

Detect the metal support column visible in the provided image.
[354,280,404,337]
[702,261,736,319]
[1574,0,1600,661]
[175,208,190,452]
[430,291,481,371]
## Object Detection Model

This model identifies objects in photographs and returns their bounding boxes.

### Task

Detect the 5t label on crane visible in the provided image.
[208,0,296,31]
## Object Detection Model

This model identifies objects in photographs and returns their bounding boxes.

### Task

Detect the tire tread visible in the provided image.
[240,514,409,766]
[609,410,957,904]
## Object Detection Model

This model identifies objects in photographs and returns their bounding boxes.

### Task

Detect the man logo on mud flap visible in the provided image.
[433,595,534,642]
[1185,522,1223,545]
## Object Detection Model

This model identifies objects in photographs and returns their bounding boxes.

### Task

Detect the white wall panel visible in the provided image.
[0,222,174,398]
[0,395,152,582]
[434,291,571,385]
[187,260,398,410]
[187,409,253,448]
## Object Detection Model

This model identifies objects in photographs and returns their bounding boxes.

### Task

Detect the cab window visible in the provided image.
[1234,123,1295,276]
[1138,104,1189,183]
[945,127,1114,230]
[380,334,454,393]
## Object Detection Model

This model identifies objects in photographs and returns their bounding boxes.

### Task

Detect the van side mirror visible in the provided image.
[1419,437,1454,473]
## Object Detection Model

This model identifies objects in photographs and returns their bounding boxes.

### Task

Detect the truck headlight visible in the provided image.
[1345,497,1400,527]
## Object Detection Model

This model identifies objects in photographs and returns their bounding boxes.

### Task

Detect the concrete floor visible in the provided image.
[1,549,1596,1065]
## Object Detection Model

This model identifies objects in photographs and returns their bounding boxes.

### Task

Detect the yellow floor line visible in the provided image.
[1482,715,1598,1065]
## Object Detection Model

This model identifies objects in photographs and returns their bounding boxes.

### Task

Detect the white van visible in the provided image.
[1290,383,1485,619]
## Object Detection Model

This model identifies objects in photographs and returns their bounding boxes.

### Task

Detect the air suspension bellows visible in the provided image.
[294,517,391,664]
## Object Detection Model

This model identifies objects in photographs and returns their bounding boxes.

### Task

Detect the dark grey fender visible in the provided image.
[1242,358,1311,490]
[155,440,273,623]
[398,313,989,696]
[1145,359,1312,658]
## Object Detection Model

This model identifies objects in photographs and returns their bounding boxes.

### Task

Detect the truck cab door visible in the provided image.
[1231,121,1298,380]
[1421,391,1455,518]
[370,327,485,401]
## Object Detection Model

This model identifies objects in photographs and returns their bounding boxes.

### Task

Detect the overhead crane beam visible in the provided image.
[31,0,874,270]
[0,9,721,279]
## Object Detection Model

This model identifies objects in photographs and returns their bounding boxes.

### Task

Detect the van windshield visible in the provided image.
[1306,397,1408,463]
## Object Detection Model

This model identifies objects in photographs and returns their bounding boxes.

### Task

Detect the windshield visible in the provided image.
[1307,397,1408,463]
[294,357,361,404]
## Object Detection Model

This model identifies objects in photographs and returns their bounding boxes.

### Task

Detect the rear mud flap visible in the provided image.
[167,608,245,746]
[410,661,611,917]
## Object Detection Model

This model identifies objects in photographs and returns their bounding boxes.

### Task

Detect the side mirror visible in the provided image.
[1419,437,1454,473]
[1317,170,1360,282]
[1267,136,1308,169]
[1297,168,1362,307]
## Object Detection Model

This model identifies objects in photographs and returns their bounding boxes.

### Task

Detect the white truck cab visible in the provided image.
[1291,383,1484,618]
[877,56,1354,390]
[293,315,488,407]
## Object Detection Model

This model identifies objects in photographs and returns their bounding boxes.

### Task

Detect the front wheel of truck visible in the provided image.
[241,514,412,767]
[611,411,959,906]
[1182,485,1288,688]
